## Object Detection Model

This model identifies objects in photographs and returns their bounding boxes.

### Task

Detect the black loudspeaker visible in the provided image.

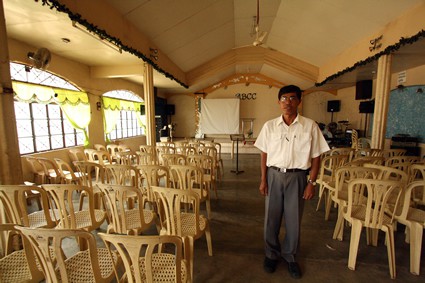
[166,104,175,115]
[356,80,373,100]
[327,100,341,112]
[359,100,375,113]
[140,105,145,115]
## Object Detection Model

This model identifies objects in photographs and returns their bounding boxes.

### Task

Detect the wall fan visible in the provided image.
[27,47,51,69]
[252,0,268,46]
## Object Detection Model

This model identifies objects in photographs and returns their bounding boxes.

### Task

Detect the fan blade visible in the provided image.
[258,31,268,42]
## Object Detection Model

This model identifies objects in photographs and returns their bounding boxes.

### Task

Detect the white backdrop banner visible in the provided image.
[200,99,240,134]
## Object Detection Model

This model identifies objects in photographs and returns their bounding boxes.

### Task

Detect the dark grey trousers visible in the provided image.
[264,168,307,262]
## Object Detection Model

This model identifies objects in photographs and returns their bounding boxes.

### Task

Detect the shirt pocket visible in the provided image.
[294,133,311,153]
[268,133,283,149]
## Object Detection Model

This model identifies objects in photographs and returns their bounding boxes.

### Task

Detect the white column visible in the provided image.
[0,0,23,186]
[143,63,156,146]
[371,54,392,149]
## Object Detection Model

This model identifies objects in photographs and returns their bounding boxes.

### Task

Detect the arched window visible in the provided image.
[10,62,87,154]
[102,90,145,141]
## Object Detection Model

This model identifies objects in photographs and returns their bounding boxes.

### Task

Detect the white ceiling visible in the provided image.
[4,0,425,94]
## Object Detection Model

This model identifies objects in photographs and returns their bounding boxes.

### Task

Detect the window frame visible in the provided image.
[11,62,85,154]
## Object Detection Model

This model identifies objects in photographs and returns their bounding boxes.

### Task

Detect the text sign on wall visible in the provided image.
[235,93,256,100]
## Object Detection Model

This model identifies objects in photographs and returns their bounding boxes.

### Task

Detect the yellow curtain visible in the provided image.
[102,97,144,141]
[12,81,91,146]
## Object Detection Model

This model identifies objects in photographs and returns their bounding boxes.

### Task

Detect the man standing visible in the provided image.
[254,85,329,279]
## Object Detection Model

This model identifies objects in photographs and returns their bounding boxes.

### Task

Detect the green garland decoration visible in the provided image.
[316,29,425,87]
[36,0,424,89]
[37,0,189,89]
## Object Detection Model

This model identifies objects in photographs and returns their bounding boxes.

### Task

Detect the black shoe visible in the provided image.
[287,262,302,279]
[263,257,278,273]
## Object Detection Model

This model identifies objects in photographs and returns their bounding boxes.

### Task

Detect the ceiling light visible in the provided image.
[72,21,122,53]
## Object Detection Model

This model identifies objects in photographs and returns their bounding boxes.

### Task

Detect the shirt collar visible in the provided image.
[276,113,304,127]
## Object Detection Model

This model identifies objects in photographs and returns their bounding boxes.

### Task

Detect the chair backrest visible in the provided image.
[25,156,46,184]
[162,153,187,166]
[68,148,88,162]
[333,166,381,201]
[83,148,98,162]
[318,154,349,182]
[139,145,157,155]
[73,161,105,187]
[156,145,176,164]
[346,156,385,166]
[37,157,61,184]
[152,186,202,236]
[0,185,56,228]
[169,165,205,191]
[358,138,372,149]
[17,226,112,283]
[329,147,355,156]
[54,158,79,184]
[408,164,425,205]
[99,233,190,283]
[93,144,106,151]
[199,145,217,159]
[137,165,169,202]
[351,129,359,150]
[118,144,131,152]
[93,150,113,166]
[409,164,425,181]
[41,184,105,230]
[364,164,408,183]
[394,180,425,222]
[136,151,159,165]
[117,151,139,165]
[389,162,412,175]
[156,141,175,147]
[378,148,407,159]
[385,155,421,167]
[105,164,139,187]
[345,179,403,229]
[106,144,120,156]
[175,145,197,155]
[186,154,214,176]
[96,184,151,235]
[1,224,44,283]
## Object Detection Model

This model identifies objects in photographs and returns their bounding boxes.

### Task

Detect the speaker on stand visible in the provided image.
[359,100,374,137]
[327,100,340,123]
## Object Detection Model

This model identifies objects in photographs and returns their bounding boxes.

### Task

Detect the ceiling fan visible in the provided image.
[27,47,51,70]
[252,0,268,46]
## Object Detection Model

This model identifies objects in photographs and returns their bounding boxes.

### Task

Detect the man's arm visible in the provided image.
[303,155,321,200]
[259,151,268,196]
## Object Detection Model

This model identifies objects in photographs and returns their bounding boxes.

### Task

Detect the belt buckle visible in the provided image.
[280,168,287,173]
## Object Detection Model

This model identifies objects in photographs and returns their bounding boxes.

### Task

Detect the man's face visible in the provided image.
[278,92,300,116]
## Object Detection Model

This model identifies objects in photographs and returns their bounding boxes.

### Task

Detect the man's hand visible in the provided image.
[259,180,268,196]
[303,183,315,200]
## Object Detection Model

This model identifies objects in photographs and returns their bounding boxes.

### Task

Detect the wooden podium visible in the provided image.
[230,134,245,175]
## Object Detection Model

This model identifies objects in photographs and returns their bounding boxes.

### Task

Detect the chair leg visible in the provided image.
[409,223,423,275]
[205,223,213,256]
[366,228,379,247]
[333,209,344,241]
[316,184,325,211]
[324,192,333,221]
[384,227,396,279]
[206,199,211,220]
[348,220,362,271]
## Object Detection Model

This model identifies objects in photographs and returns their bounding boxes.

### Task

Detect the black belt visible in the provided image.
[269,166,307,173]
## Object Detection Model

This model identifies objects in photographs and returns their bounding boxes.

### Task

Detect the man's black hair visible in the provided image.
[278,85,302,100]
